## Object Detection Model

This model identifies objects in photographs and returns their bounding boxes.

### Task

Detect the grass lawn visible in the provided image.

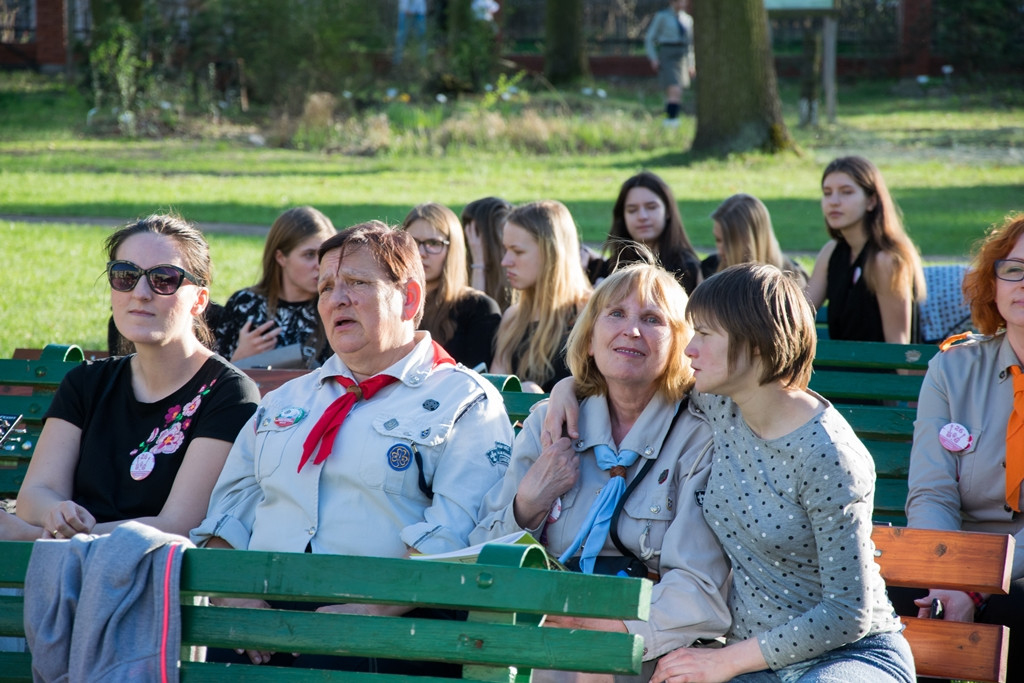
[0,72,1021,354]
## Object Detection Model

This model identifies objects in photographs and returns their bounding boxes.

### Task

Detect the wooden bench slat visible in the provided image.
[900,617,1009,683]
[181,605,644,674]
[833,405,916,439]
[179,661,461,683]
[813,339,938,369]
[0,652,31,683]
[810,370,924,402]
[181,549,651,621]
[871,526,1013,594]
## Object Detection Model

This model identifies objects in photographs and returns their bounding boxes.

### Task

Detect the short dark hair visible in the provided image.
[318,221,425,325]
[686,263,816,389]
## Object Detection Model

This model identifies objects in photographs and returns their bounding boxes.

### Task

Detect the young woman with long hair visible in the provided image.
[700,193,808,286]
[215,206,336,367]
[461,196,513,311]
[492,200,592,392]
[585,171,702,294]
[806,156,926,343]
[401,202,501,369]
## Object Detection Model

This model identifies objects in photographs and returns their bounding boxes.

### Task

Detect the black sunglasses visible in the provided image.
[107,260,202,296]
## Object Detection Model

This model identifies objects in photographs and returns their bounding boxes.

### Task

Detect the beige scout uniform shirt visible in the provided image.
[907,332,1024,579]
[472,393,731,660]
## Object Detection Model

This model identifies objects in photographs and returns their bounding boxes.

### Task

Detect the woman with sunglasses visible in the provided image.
[897,213,1024,680]
[11,215,260,541]
[214,206,336,368]
[401,202,501,369]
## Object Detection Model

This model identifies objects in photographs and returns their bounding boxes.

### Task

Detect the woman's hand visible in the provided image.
[512,431,579,529]
[231,318,281,362]
[43,500,96,538]
[541,377,581,441]
[465,219,486,267]
[914,588,978,622]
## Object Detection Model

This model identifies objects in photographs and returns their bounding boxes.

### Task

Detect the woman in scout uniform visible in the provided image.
[903,212,1024,680]
[473,262,730,675]
[192,222,514,671]
[12,215,260,540]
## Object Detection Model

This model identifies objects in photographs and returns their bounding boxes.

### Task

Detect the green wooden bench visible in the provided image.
[0,540,650,682]
[0,345,86,500]
[810,339,939,525]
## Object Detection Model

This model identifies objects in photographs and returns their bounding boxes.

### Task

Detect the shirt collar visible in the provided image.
[997,332,1022,383]
[573,392,679,459]
[317,332,437,388]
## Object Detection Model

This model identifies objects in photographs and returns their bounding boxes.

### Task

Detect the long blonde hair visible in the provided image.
[401,202,468,345]
[712,194,788,271]
[494,200,592,386]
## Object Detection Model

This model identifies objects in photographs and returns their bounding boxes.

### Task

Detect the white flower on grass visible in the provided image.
[508,85,519,94]
[596,88,607,98]
[118,111,135,125]
[436,93,448,103]
[916,75,929,85]
[942,65,954,76]
[581,87,593,96]
[159,100,172,110]
[484,83,494,92]
[386,87,398,99]
[342,90,353,99]
[472,0,499,21]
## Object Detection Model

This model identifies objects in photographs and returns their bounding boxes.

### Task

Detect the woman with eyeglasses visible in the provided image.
[895,213,1024,680]
[401,202,501,369]
[805,156,926,343]
[214,206,336,368]
[8,215,260,541]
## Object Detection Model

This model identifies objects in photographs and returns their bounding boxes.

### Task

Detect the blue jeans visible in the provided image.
[393,12,427,64]
[728,632,914,683]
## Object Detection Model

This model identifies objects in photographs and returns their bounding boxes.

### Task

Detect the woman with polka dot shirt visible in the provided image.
[545,264,914,682]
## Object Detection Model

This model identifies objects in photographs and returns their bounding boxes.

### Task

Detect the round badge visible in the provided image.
[387,443,413,471]
[130,452,156,481]
[939,422,972,453]
[274,407,307,428]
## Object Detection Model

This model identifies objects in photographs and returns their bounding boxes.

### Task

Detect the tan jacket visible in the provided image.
[472,393,731,660]
[907,332,1024,579]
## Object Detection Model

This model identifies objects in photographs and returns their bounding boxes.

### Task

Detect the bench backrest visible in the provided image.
[871,526,1012,683]
[0,540,649,682]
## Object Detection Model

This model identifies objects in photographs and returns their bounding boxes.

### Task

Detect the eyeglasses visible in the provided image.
[107,260,202,295]
[413,238,450,255]
[995,259,1024,282]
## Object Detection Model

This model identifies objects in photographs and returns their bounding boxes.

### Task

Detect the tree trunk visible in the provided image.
[544,0,588,85]
[690,0,793,154]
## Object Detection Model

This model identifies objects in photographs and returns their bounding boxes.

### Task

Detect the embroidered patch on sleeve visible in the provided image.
[486,441,512,467]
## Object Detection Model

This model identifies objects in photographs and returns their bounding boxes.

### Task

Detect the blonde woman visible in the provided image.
[700,193,808,287]
[401,202,501,369]
[492,200,592,392]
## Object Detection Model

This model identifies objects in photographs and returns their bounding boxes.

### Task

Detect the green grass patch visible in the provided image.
[0,72,1021,353]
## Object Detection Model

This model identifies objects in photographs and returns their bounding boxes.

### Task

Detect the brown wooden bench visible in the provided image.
[871,525,1013,683]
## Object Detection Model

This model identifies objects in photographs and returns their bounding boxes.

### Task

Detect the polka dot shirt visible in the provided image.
[692,391,902,671]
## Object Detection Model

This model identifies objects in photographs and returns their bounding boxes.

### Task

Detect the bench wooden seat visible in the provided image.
[0,540,649,682]
[871,526,1013,683]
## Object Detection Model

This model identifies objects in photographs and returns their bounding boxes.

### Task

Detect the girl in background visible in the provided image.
[462,196,513,312]
[700,193,808,286]
[806,156,926,343]
[585,171,702,294]
[492,200,591,392]
[215,206,336,367]
[402,202,501,369]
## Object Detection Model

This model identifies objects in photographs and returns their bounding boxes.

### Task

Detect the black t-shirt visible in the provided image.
[587,248,702,295]
[45,355,260,523]
[435,290,501,370]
